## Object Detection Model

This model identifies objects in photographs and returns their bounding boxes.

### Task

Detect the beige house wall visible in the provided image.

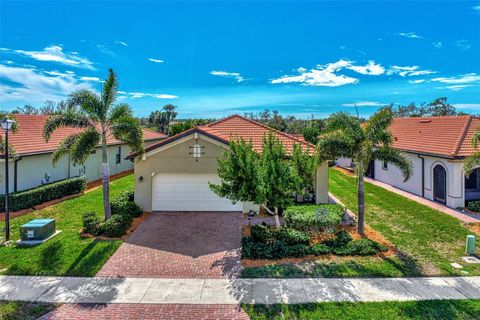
[134,133,329,212]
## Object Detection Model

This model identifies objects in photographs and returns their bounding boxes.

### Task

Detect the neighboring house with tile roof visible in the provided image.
[0,115,167,194]
[130,114,328,212]
[336,115,480,209]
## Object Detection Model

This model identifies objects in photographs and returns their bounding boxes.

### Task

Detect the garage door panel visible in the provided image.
[152,174,242,211]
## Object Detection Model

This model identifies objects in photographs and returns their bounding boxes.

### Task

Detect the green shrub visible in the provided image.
[250,224,275,243]
[284,244,311,258]
[323,230,353,248]
[284,204,344,232]
[310,243,331,255]
[99,214,133,238]
[82,211,101,235]
[0,176,87,212]
[276,228,310,245]
[468,201,480,212]
[111,198,142,217]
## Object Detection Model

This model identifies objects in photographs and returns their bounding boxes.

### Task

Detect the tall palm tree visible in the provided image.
[464,126,480,177]
[43,69,144,220]
[317,108,412,234]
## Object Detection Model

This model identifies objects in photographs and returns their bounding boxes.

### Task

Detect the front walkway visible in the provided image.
[97,212,243,278]
[364,177,480,224]
[1,275,479,305]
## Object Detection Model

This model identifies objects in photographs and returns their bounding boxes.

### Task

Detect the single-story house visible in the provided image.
[128,114,329,212]
[0,114,166,194]
[336,115,479,209]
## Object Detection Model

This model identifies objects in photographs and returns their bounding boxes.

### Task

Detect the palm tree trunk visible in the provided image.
[357,159,365,235]
[101,129,111,220]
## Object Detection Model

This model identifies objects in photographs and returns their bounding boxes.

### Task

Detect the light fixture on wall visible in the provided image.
[138,176,144,182]
[189,137,205,162]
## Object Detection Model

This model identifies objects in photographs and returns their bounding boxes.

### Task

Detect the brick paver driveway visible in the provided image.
[97,212,243,278]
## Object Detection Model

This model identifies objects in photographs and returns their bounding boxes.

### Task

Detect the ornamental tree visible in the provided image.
[210,132,313,229]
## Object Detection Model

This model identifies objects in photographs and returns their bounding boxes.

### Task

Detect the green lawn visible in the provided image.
[0,175,134,276]
[243,300,480,320]
[241,168,480,278]
[0,301,54,320]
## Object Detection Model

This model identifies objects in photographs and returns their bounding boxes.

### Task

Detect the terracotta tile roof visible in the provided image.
[389,115,479,158]
[134,114,314,159]
[0,114,167,156]
[203,115,314,154]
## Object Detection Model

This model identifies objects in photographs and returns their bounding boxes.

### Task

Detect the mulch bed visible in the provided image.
[334,166,356,176]
[241,224,397,268]
[80,212,149,240]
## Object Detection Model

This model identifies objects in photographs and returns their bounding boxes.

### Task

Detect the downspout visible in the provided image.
[13,157,21,193]
[418,154,425,197]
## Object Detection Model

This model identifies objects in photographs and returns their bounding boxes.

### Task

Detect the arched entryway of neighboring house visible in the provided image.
[433,164,447,204]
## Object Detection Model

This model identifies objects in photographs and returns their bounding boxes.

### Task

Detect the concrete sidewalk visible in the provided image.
[1,276,479,305]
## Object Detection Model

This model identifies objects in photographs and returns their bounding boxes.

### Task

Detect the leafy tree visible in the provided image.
[464,126,480,177]
[168,118,214,136]
[148,104,178,134]
[387,97,462,118]
[425,97,457,116]
[210,133,307,229]
[317,108,412,234]
[11,104,39,115]
[43,69,144,220]
[291,144,318,197]
[302,126,321,144]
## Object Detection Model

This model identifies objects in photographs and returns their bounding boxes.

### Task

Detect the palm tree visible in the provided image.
[464,126,480,177]
[43,69,144,220]
[317,108,412,234]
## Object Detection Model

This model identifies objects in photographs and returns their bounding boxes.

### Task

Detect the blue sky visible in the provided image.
[0,1,479,118]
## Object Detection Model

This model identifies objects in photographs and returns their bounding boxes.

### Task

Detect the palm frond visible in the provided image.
[109,103,133,124]
[373,146,413,181]
[317,130,355,159]
[110,116,144,154]
[70,128,101,165]
[464,152,480,176]
[365,108,394,145]
[325,112,363,142]
[101,69,118,113]
[69,89,103,121]
[43,111,93,142]
[52,134,80,165]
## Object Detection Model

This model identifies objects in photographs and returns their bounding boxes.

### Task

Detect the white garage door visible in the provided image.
[152,173,243,211]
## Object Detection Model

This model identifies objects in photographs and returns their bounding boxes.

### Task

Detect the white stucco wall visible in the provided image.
[0,140,162,194]
[373,152,465,209]
[335,157,354,169]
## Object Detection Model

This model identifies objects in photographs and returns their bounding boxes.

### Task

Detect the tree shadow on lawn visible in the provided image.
[240,251,423,278]
[243,300,480,320]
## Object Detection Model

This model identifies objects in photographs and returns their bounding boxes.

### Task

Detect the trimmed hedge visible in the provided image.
[111,189,142,217]
[467,200,480,212]
[284,204,345,233]
[242,229,388,259]
[0,176,87,212]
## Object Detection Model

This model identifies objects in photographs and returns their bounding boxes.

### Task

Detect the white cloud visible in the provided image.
[80,76,101,82]
[7,45,95,69]
[445,85,474,91]
[431,73,480,84]
[396,32,423,39]
[454,103,480,109]
[271,60,384,87]
[387,65,436,77]
[122,92,178,99]
[116,41,128,46]
[473,4,480,11]
[0,64,93,103]
[210,70,245,83]
[432,41,443,48]
[148,58,164,63]
[456,39,472,51]
[342,101,386,107]
[408,79,426,84]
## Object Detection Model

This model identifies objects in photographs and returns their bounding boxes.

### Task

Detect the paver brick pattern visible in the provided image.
[39,303,250,320]
[97,212,243,278]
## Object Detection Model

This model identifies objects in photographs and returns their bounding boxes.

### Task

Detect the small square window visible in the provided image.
[382,161,388,170]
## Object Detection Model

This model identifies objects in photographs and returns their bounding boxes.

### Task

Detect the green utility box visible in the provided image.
[20,219,56,241]
[466,235,476,255]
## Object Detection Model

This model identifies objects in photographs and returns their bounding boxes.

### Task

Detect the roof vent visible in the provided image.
[419,119,431,123]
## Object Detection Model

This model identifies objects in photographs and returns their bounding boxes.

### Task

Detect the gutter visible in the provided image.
[417,154,425,197]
